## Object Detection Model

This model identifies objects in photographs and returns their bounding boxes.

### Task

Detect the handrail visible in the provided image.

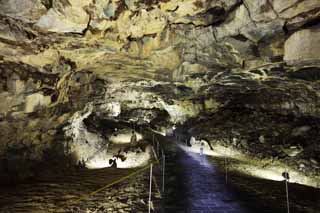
[148,130,166,195]
[64,126,166,211]
[65,159,159,206]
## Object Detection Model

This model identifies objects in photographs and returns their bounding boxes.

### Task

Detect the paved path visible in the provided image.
[162,139,262,213]
[178,145,248,213]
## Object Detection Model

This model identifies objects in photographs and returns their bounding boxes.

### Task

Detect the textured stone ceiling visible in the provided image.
[0,0,320,186]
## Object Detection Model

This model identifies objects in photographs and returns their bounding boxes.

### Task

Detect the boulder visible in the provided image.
[0,0,46,22]
[284,29,320,65]
[215,5,252,40]
[259,135,265,143]
[243,0,277,22]
[36,6,89,33]
[25,93,51,113]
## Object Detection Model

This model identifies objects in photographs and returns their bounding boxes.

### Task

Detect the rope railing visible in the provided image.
[63,126,166,212]
[137,125,167,209]
[65,159,159,206]
[135,126,167,212]
[149,130,166,196]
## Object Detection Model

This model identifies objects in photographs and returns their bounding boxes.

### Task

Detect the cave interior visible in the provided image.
[0,0,320,212]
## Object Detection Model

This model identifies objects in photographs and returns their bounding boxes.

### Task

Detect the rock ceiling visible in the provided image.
[0,0,319,184]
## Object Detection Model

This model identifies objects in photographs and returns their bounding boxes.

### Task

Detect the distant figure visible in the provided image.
[130,131,137,144]
[200,142,204,156]
[171,125,176,137]
[76,158,86,169]
[189,136,196,146]
[81,158,86,169]
[113,128,118,136]
[109,156,117,168]
[77,160,84,170]
[199,142,205,165]
[282,172,290,180]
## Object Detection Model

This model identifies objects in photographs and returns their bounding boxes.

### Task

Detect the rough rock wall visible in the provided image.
[0,0,319,183]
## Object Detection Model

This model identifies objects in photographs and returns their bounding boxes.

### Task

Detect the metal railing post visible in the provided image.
[148,163,153,213]
[162,153,165,193]
[285,179,290,213]
[225,157,228,184]
[157,140,160,157]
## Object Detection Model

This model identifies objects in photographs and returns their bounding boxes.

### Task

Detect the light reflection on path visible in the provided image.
[180,144,213,169]
[177,144,250,213]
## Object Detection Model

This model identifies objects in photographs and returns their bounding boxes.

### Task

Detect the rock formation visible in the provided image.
[0,0,319,186]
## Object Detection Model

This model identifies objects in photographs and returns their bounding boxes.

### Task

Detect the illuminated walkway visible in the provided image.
[164,145,248,212]
[178,147,245,212]
[162,140,272,213]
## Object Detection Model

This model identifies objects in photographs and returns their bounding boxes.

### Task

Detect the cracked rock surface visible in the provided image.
[0,0,319,194]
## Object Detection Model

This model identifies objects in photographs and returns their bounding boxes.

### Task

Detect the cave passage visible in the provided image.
[160,135,320,213]
[0,130,320,212]
[1,0,320,212]
[163,141,250,212]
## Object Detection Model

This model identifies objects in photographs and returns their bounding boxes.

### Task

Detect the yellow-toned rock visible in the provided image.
[25,93,51,113]
[284,29,320,65]
[36,6,89,33]
[117,9,167,39]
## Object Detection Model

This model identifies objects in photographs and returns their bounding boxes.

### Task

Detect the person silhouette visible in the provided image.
[200,142,204,156]
[190,136,196,146]
[81,158,86,169]
[130,131,137,144]
[109,156,117,168]
[199,142,205,165]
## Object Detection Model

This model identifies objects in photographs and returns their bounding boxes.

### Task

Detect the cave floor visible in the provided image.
[160,137,320,213]
[0,167,156,212]
[1,136,319,213]
[162,140,254,213]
